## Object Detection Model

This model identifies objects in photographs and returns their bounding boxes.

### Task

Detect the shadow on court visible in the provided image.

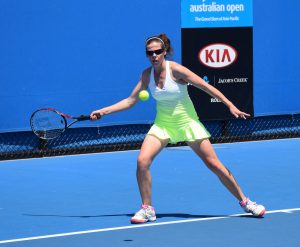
[23,212,261,219]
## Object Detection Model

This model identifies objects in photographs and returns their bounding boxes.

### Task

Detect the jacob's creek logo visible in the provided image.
[198,43,237,68]
[218,77,248,83]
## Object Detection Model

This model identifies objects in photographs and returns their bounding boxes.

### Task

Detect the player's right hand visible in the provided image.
[90,110,104,120]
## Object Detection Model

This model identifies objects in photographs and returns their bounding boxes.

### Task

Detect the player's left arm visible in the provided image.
[171,62,250,119]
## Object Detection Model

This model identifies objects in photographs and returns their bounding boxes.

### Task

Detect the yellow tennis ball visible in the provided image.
[139,90,149,101]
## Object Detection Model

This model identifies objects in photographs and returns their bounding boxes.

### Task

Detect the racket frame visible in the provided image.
[30,108,90,140]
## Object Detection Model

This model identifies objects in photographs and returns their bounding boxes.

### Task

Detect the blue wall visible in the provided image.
[253,1,300,116]
[0,0,299,132]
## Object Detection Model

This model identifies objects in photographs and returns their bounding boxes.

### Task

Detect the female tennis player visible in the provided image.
[90,33,265,223]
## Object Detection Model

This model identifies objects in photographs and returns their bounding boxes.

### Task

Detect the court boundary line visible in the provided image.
[0,208,299,244]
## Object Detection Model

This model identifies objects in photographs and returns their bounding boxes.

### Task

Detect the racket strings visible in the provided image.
[31,110,66,139]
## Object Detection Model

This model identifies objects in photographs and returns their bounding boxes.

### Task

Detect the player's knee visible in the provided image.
[204,156,221,172]
[137,155,152,170]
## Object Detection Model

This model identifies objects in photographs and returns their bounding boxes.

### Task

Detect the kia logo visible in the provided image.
[198,43,238,68]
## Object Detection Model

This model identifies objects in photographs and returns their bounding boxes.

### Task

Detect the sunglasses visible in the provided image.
[146,49,165,56]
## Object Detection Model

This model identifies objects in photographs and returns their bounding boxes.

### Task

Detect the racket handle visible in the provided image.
[77,115,91,121]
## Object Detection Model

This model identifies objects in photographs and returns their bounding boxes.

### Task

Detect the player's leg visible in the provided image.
[187,138,245,201]
[187,139,265,217]
[137,134,169,205]
[131,134,169,224]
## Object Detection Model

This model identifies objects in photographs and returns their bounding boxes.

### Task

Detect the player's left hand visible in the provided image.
[229,105,250,119]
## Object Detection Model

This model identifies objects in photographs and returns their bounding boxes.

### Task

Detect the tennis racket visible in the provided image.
[30,108,91,140]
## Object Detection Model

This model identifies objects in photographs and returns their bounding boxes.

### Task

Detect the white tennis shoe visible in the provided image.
[240,198,266,217]
[131,205,156,224]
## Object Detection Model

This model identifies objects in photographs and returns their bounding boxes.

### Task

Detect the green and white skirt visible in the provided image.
[147,99,211,144]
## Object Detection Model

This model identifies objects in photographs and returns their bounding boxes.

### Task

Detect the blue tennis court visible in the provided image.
[1,1,300,246]
[1,138,299,246]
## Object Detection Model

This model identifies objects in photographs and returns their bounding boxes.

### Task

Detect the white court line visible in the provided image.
[0,208,299,244]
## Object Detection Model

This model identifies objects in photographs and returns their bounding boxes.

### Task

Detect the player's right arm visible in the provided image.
[90,68,151,120]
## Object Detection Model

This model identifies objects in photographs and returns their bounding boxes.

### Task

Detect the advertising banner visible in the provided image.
[181,0,253,120]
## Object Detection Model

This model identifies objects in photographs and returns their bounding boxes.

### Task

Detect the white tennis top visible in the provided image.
[148,61,190,102]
